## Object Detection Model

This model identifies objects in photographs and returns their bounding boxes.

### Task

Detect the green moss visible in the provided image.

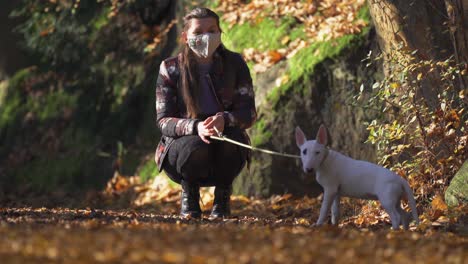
[210,0,370,107]
[445,160,468,207]
[274,18,370,105]
[268,33,367,106]
[0,68,33,128]
[209,2,371,149]
[0,81,7,109]
[1,68,80,130]
[32,90,78,121]
[137,159,158,182]
[221,17,303,53]
[91,7,110,31]
[137,161,179,188]
[251,118,272,146]
[357,4,371,22]
[0,89,22,129]
[137,160,179,187]
[205,1,373,196]
[5,67,33,91]
[252,7,370,150]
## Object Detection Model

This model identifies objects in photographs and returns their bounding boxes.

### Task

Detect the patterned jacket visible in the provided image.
[155,46,257,171]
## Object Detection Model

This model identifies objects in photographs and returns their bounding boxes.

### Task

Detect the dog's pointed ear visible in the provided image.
[316,124,328,146]
[295,126,306,148]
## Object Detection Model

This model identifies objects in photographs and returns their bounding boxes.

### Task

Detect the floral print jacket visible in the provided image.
[155,46,257,171]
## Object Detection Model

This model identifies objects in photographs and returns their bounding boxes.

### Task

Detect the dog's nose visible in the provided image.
[306,168,314,173]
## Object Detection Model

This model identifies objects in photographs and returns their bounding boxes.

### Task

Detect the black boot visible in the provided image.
[209,185,232,219]
[180,180,201,218]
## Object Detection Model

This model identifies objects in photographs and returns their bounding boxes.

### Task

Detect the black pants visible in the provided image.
[162,128,248,187]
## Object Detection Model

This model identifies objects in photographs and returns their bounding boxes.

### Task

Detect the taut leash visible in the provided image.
[210,127,300,159]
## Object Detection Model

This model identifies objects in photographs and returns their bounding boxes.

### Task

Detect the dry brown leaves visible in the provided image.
[0,199,466,263]
[0,212,466,264]
[0,174,466,263]
[100,174,467,232]
[405,105,467,202]
[216,0,368,73]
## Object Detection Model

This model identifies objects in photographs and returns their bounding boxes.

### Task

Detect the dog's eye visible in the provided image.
[302,149,307,155]
[315,151,320,155]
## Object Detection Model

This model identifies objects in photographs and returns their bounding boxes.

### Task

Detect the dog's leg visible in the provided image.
[381,201,400,230]
[331,194,340,225]
[380,184,402,230]
[316,188,338,226]
[396,203,410,230]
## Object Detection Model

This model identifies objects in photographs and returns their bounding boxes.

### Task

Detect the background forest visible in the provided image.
[0,0,467,206]
[1,0,466,207]
[0,0,467,263]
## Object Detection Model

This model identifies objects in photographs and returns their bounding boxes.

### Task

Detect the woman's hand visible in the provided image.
[204,113,224,134]
[197,121,215,144]
[197,113,224,144]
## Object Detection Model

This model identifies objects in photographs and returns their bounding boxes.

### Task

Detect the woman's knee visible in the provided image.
[214,146,246,185]
[183,143,211,166]
[179,144,213,182]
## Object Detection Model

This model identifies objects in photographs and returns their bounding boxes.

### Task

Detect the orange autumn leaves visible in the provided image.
[100,173,466,231]
[0,207,466,264]
[215,0,368,73]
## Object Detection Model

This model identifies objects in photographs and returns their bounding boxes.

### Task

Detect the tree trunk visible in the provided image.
[444,0,468,91]
[367,0,455,60]
[367,0,466,108]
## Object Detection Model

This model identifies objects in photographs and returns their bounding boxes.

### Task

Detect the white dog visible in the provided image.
[295,124,419,230]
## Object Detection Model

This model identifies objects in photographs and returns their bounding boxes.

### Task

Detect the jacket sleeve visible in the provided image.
[156,60,198,137]
[223,54,257,129]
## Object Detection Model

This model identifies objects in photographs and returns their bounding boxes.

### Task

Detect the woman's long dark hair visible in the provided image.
[180,7,221,118]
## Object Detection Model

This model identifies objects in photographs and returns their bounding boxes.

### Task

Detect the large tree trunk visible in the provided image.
[367,0,467,105]
[368,0,455,58]
[444,0,468,91]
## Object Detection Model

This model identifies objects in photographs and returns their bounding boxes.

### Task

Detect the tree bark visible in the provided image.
[367,0,465,108]
[444,0,468,91]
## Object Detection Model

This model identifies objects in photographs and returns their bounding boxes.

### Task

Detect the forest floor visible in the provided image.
[0,175,466,263]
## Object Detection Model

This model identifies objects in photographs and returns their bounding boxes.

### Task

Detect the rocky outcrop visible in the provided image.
[234,32,379,197]
[445,160,468,207]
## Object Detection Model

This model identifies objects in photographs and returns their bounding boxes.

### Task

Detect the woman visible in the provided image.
[155,7,257,219]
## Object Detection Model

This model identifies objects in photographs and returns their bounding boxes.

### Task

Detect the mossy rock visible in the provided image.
[445,160,468,207]
[209,3,378,197]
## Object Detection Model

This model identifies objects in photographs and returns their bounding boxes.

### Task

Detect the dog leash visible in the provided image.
[210,127,301,159]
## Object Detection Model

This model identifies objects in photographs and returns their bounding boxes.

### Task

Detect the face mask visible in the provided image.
[187,33,221,59]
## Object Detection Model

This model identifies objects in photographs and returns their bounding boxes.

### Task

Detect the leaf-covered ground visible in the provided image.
[1,175,466,264]
[0,206,466,264]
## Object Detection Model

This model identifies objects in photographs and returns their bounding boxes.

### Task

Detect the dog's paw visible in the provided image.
[314,221,324,227]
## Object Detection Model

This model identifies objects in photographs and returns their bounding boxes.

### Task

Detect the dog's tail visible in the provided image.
[401,178,419,225]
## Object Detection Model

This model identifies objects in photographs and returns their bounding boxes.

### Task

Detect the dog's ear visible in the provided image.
[295,126,306,148]
[316,124,328,146]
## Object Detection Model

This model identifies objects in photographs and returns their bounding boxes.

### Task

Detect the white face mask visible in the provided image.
[187,33,221,59]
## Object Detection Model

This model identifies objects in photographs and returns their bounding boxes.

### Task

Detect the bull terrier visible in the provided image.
[295,124,419,230]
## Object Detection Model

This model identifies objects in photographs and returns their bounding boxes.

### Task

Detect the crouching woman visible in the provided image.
[155,7,257,219]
